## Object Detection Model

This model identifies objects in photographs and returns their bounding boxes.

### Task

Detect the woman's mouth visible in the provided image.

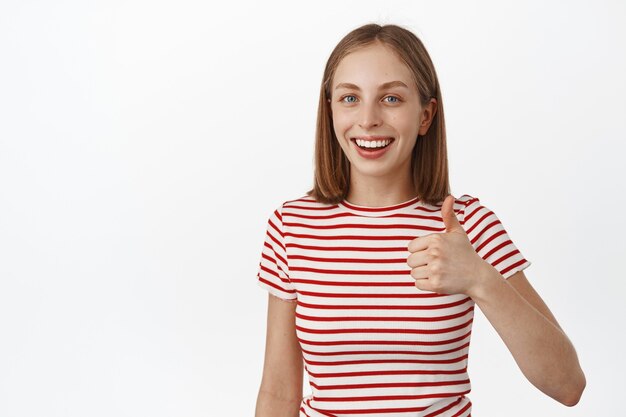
[350,137,395,159]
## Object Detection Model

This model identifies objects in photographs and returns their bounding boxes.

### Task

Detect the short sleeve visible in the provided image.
[256,203,298,302]
[461,196,532,280]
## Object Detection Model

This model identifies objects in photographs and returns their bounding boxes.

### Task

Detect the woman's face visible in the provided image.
[329,42,436,180]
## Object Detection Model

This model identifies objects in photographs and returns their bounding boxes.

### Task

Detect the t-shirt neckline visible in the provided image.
[337,195,422,217]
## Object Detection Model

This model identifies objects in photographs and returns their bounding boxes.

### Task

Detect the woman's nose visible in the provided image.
[358,101,383,129]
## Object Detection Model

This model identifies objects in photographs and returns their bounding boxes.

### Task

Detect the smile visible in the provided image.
[350,137,395,159]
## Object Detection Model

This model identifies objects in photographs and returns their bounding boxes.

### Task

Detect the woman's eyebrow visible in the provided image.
[334,80,409,91]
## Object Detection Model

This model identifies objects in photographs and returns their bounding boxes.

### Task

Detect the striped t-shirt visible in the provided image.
[257,193,531,417]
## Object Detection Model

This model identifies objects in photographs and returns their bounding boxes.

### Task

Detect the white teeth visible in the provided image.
[355,138,392,148]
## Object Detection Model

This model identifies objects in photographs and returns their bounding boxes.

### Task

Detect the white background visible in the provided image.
[0,1,624,416]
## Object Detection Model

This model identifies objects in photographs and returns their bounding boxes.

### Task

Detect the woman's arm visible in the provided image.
[468,266,586,406]
[255,293,303,417]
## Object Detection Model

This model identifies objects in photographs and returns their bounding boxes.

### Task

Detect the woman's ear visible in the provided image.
[418,99,437,135]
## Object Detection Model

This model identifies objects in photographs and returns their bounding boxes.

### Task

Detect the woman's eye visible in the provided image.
[340,95,401,104]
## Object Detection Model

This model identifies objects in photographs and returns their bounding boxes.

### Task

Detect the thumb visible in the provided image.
[442,194,463,233]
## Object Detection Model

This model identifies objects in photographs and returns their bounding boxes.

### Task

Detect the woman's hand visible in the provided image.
[407,194,488,296]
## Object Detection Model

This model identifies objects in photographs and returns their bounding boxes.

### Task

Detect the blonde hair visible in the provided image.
[306,23,450,207]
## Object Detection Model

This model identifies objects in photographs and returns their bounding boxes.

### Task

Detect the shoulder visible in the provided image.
[455,193,511,235]
[264,193,334,226]
[455,193,486,228]
[281,193,336,214]
[456,193,480,208]
[265,193,313,217]
[282,193,324,208]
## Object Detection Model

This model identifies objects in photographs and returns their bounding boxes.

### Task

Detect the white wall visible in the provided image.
[0,0,624,415]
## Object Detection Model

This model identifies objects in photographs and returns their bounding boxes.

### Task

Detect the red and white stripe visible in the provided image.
[257,194,531,417]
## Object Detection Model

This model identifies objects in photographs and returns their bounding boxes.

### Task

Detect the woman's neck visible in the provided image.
[345,169,415,207]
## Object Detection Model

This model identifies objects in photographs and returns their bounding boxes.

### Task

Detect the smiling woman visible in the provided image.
[310,27,444,208]
[254,23,585,417]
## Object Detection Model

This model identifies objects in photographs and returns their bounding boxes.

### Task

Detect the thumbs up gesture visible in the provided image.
[407,194,488,296]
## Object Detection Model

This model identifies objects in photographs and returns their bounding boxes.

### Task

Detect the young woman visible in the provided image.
[255,23,585,417]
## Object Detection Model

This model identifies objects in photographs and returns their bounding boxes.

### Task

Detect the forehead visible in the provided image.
[332,43,413,90]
